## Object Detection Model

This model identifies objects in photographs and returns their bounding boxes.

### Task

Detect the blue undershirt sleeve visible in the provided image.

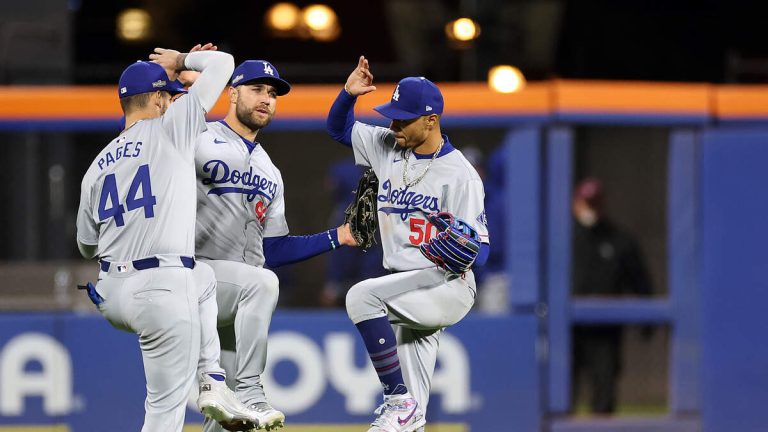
[473,243,490,268]
[326,89,357,147]
[263,229,342,268]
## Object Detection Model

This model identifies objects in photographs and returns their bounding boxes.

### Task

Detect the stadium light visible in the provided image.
[302,4,340,42]
[488,65,526,93]
[446,18,480,42]
[116,9,152,42]
[303,4,335,31]
[266,3,301,32]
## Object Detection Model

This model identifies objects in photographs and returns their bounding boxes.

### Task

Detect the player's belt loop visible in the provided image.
[133,257,160,270]
[180,256,196,269]
[99,256,195,271]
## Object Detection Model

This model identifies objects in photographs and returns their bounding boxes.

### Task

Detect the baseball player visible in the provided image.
[325,57,490,432]
[194,59,357,431]
[76,47,261,431]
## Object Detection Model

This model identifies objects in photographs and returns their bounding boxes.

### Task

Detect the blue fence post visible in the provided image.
[544,127,574,414]
[668,129,701,414]
[504,126,543,310]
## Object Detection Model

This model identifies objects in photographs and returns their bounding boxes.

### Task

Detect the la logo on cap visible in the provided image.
[392,85,400,101]
[262,61,274,76]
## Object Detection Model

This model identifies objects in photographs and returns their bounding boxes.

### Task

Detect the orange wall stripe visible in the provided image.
[555,80,712,114]
[715,85,768,118]
[1,81,767,120]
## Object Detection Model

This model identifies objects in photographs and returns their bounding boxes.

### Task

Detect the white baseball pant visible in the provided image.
[199,260,280,432]
[96,258,222,432]
[346,268,476,415]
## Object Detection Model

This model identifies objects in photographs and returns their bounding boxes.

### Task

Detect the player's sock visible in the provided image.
[355,316,407,395]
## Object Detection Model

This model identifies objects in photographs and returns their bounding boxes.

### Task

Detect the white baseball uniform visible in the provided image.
[344,121,489,415]
[194,121,287,432]
[76,51,234,432]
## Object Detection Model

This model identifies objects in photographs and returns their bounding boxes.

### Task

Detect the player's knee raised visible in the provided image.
[345,281,379,317]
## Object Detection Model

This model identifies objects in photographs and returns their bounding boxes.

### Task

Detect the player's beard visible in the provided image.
[237,103,273,132]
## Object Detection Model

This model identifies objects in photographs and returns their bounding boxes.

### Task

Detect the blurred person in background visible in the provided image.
[571,177,653,415]
[475,144,510,314]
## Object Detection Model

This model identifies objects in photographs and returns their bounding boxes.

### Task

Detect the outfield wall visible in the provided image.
[0,312,538,431]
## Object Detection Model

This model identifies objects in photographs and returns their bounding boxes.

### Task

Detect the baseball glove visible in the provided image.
[344,168,379,249]
[419,212,481,275]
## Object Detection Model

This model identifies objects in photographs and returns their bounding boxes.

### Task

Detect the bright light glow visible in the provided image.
[116,9,151,42]
[309,25,341,42]
[488,65,526,93]
[303,4,336,31]
[266,3,301,31]
[450,18,479,41]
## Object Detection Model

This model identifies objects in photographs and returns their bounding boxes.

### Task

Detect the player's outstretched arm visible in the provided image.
[262,225,358,268]
[327,56,376,146]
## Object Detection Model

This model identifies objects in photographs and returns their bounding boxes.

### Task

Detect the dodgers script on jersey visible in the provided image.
[76,94,206,261]
[350,122,489,272]
[195,121,289,266]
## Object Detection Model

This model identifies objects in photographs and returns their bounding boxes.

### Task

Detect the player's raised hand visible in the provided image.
[149,47,185,81]
[345,56,377,97]
[177,43,217,86]
[191,42,218,53]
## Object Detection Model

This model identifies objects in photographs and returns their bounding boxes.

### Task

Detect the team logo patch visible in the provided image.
[477,210,488,227]
[262,61,274,76]
[254,200,268,224]
[392,85,400,101]
[151,79,166,88]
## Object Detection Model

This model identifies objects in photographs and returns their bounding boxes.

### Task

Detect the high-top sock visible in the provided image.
[355,316,407,395]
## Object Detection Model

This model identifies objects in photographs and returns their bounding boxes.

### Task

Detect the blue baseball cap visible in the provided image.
[118,61,186,99]
[230,60,291,96]
[374,77,444,120]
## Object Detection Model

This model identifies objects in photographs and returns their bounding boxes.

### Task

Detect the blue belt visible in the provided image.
[99,256,196,272]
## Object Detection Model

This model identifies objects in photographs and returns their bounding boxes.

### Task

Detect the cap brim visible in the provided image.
[164,80,187,95]
[238,77,291,96]
[373,102,421,120]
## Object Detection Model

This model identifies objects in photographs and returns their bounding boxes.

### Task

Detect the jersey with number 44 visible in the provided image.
[76,94,207,261]
[351,121,490,272]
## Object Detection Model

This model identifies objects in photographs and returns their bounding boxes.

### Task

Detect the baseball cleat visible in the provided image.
[198,373,260,431]
[367,392,425,432]
[248,402,285,430]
